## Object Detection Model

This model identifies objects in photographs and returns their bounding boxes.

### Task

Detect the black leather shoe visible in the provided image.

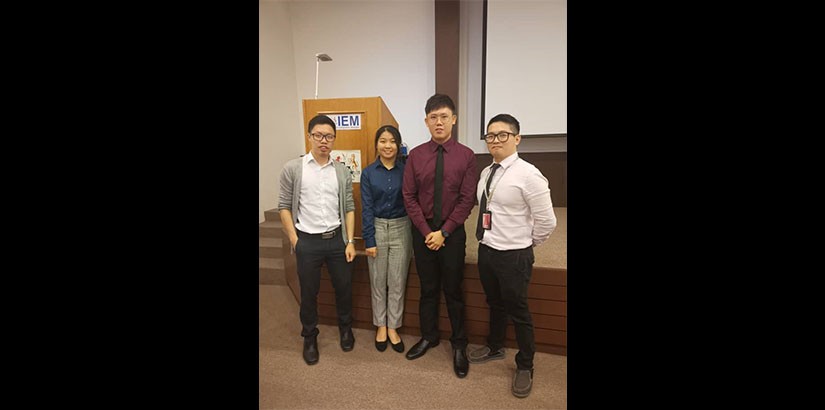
[390,338,405,353]
[405,338,439,360]
[340,328,355,352]
[453,348,469,378]
[303,336,319,365]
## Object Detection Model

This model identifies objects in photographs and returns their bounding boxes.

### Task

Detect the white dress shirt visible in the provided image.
[477,152,557,250]
[295,153,341,233]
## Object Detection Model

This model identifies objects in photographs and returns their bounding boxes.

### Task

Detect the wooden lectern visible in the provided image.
[302,97,398,249]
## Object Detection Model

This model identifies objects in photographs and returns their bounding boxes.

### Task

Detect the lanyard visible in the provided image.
[483,163,509,204]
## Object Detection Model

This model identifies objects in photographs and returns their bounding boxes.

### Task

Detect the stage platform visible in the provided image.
[464,207,566,269]
[283,206,568,355]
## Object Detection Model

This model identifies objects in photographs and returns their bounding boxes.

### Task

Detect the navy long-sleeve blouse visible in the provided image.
[360,158,407,248]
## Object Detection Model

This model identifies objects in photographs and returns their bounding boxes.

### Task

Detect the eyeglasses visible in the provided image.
[484,131,515,143]
[309,132,336,141]
[427,114,454,123]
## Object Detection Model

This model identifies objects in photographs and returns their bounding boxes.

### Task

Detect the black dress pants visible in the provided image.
[295,228,353,338]
[477,243,536,370]
[411,224,467,349]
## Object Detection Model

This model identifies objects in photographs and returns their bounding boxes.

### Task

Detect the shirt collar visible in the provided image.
[428,136,457,153]
[370,157,400,171]
[489,152,519,170]
[304,152,333,168]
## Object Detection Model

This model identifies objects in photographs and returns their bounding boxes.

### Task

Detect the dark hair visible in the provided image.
[425,93,456,115]
[308,114,336,134]
[375,125,402,151]
[487,113,520,135]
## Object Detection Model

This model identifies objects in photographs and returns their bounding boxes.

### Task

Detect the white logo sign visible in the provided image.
[326,114,361,130]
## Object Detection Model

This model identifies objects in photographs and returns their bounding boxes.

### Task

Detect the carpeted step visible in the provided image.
[259,236,284,258]
[264,208,281,222]
[259,220,283,239]
[259,257,285,285]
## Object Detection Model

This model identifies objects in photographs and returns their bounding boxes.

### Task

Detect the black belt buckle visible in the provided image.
[321,230,336,239]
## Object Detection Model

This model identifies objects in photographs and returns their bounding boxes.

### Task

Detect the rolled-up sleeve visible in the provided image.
[524,170,556,246]
[278,165,294,211]
[344,170,355,212]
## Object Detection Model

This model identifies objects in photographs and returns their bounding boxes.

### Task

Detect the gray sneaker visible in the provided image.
[468,346,505,363]
[512,369,533,398]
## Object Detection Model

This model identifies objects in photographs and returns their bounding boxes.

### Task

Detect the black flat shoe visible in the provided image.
[375,339,388,351]
[390,338,405,353]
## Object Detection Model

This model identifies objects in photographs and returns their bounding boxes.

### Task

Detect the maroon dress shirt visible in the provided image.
[402,137,479,237]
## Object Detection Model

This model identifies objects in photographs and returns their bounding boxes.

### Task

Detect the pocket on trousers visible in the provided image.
[516,250,534,282]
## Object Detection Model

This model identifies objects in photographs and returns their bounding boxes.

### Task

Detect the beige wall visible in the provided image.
[286,1,435,149]
[259,1,304,222]
[259,0,436,222]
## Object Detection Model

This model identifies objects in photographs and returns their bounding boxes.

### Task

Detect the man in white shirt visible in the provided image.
[468,114,557,398]
[278,115,357,366]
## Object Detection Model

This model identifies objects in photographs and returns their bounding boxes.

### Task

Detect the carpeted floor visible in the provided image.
[260,284,567,409]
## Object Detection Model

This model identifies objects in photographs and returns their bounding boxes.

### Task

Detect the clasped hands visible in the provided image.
[425,230,446,251]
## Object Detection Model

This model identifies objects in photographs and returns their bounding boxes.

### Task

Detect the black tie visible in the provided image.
[476,163,501,241]
[432,145,444,229]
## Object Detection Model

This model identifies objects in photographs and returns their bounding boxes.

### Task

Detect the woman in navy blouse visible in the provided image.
[361,125,413,353]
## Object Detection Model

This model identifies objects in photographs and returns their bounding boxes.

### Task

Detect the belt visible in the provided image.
[299,227,340,239]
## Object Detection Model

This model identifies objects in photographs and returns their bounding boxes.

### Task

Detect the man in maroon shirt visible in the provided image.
[402,94,479,378]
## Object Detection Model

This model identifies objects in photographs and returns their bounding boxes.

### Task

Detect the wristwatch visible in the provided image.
[347,239,355,245]
[440,229,450,238]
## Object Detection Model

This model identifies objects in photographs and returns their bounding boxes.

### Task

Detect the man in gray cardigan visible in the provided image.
[278,114,357,365]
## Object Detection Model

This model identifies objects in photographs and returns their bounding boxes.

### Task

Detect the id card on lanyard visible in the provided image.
[482,164,508,232]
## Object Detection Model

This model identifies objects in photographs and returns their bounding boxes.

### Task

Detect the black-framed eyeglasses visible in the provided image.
[484,131,514,143]
[310,132,336,141]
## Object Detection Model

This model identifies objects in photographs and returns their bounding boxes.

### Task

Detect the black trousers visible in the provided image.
[411,224,467,349]
[477,243,536,370]
[295,227,353,338]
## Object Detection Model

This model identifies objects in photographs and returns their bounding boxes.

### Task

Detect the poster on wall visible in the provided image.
[331,150,362,183]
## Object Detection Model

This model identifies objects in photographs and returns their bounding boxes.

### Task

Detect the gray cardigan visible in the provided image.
[278,155,355,245]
